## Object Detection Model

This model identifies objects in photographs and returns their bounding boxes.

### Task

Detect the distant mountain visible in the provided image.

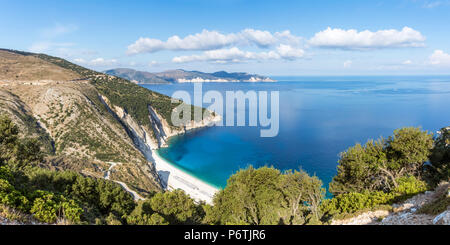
[104,68,169,84]
[104,68,275,84]
[211,71,273,82]
[154,69,219,83]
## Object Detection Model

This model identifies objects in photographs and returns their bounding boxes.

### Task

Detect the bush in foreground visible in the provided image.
[206,167,324,225]
[322,176,428,219]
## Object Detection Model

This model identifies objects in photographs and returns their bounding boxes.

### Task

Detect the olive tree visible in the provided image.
[209,166,324,225]
[427,127,450,184]
[330,127,433,195]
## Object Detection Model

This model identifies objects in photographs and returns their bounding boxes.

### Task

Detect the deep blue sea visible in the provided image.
[141,76,450,192]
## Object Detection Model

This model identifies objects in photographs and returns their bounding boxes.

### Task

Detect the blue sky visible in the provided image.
[1,0,450,75]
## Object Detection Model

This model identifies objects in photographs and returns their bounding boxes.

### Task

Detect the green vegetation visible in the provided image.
[126,189,204,225]
[0,115,206,225]
[322,126,450,220]
[91,76,182,129]
[321,176,427,220]
[1,110,448,225]
[427,127,450,185]
[329,127,433,195]
[205,167,324,225]
[91,76,208,131]
[0,115,135,224]
[35,53,100,78]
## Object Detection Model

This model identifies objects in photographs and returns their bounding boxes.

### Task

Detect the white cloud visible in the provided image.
[29,42,75,53]
[29,23,79,56]
[275,44,305,60]
[172,47,253,63]
[309,27,425,50]
[172,45,304,64]
[148,61,159,67]
[429,50,450,66]
[127,29,301,55]
[423,1,442,8]
[402,60,413,65]
[41,23,78,38]
[74,57,118,67]
[343,60,352,68]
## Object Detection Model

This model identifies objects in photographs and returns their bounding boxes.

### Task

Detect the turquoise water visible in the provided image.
[141,76,450,192]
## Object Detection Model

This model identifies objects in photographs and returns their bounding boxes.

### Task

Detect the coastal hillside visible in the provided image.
[0,110,448,225]
[104,68,275,84]
[0,48,216,197]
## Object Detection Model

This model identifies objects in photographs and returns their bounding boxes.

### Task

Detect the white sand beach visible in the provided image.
[152,150,220,204]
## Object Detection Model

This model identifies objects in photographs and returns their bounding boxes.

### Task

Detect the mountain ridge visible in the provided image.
[104,68,275,84]
[0,48,217,198]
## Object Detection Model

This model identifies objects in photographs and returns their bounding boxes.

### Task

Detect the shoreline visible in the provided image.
[151,149,220,204]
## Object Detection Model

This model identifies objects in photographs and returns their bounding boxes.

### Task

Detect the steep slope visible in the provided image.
[0,89,54,154]
[0,49,217,197]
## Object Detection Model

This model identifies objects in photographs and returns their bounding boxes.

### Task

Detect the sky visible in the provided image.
[1,0,450,76]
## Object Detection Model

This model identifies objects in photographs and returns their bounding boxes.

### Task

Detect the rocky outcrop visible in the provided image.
[98,94,221,190]
[433,210,450,225]
[147,105,221,148]
[332,185,450,225]
[98,94,220,151]
[331,210,390,225]
[98,94,157,163]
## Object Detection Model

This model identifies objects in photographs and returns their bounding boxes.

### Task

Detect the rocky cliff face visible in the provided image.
[99,94,221,158]
[1,49,221,197]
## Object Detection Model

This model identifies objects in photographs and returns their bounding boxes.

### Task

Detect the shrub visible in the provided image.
[30,191,59,223]
[149,189,203,225]
[0,166,13,181]
[393,176,427,197]
[60,199,83,224]
[105,212,123,225]
[147,213,169,225]
[330,127,433,195]
[322,176,428,217]
[30,190,83,224]
[0,179,30,212]
[427,127,450,185]
[126,212,169,225]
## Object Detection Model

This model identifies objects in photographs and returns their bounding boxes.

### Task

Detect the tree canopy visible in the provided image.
[330,127,433,195]
[207,166,324,225]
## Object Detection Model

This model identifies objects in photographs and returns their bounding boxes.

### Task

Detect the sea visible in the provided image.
[141,76,450,193]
